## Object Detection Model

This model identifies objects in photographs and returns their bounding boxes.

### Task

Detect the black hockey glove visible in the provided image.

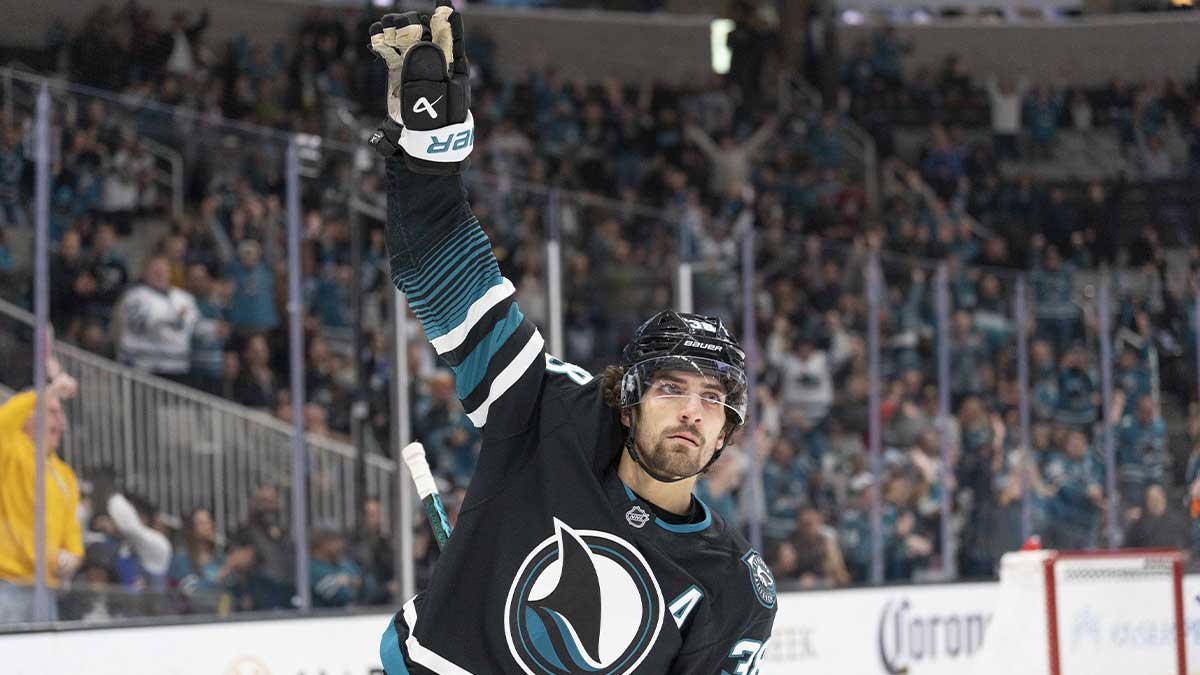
[367,1,473,176]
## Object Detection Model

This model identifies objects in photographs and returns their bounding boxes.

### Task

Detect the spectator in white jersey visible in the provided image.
[115,254,198,383]
[775,318,853,463]
[985,73,1028,161]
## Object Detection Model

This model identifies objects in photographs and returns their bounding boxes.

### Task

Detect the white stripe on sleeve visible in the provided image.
[403,597,475,675]
[428,278,516,356]
[465,330,545,427]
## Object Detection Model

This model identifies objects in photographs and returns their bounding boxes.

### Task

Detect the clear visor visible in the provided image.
[620,356,748,425]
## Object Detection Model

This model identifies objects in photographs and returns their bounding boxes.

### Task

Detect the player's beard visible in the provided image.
[635,423,712,480]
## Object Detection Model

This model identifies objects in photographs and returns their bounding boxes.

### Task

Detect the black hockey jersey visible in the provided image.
[379,160,777,674]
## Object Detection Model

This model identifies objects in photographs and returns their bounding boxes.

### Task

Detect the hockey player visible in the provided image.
[368,4,776,672]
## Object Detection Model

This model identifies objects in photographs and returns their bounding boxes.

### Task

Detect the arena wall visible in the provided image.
[839,14,1200,86]
[2,3,1196,85]
[4,576,1200,674]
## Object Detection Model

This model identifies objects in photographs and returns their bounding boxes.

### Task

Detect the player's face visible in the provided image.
[630,370,728,480]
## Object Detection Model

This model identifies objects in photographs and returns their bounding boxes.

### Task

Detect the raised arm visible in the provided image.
[986,74,999,100]
[384,164,545,431]
[107,492,172,575]
[684,124,721,159]
[371,4,546,434]
[742,117,778,157]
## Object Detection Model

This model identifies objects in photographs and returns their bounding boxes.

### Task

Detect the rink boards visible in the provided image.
[3,576,1199,674]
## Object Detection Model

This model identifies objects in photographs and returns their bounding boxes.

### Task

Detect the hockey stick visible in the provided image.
[402,442,452,550]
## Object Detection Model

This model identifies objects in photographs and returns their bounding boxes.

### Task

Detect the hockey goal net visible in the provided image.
[974,548,1185,675]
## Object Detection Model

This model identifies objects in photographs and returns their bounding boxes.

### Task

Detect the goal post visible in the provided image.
[1047,549,1185,675]
[971,548,1186,675]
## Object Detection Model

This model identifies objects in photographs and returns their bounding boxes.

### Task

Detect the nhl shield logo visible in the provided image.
[741,549,777,608]
[625,506,651,528]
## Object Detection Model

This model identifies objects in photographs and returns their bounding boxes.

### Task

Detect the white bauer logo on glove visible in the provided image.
[413,95,443,119]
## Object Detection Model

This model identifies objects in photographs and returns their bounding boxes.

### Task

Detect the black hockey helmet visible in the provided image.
[621,312,745,376]
[619,311,747,423]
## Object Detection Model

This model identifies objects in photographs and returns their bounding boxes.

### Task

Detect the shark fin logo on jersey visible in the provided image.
[504,518,665,675]
[741,549,777,608]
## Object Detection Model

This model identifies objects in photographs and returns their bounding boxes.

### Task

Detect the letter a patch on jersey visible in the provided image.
[668,585,704,629]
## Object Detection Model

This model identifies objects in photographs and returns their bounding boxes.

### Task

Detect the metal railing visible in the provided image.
[881,155,996,239]
[779,71,881,214]
[2,62,75,152]
[2,65,184,221]
[137,135,185,221]
[1,62,36,127]
[0,297,398,539]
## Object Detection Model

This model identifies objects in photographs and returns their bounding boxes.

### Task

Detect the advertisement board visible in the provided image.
[764,576,1200,675]
[763,582,998,675]
[2,613,392,675]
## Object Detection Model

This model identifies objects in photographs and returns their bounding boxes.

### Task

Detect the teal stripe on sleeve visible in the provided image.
[391,214,506,343]
[379,619,411,674]
[406,266,502,340]
[403,233,491,298]
[453,303,525,399]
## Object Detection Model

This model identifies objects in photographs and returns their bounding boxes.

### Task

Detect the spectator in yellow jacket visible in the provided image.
[0,373,82,624]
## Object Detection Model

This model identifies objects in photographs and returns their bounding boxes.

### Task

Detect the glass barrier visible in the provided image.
[882,250,943,587]
[461,173,682,373]
[0,72,399,628]
[56,585,179,623]
[754,237,868,590]
[3,63,1200,636]
[932,256,1027,581]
